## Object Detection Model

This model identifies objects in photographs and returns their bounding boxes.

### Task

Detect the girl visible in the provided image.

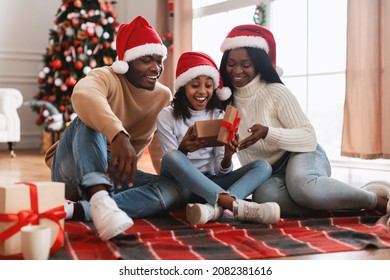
[157,51,280,225]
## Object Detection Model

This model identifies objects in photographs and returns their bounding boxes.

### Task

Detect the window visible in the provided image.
[192,0,348,161]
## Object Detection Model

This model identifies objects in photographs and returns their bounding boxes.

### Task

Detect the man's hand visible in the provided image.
[106,131,137,188]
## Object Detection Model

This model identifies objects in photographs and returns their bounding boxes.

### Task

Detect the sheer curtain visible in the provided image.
[341,0,390,159]
[148,0,193,173]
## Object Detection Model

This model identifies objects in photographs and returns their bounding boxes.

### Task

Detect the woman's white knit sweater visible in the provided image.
[233,76,317,166]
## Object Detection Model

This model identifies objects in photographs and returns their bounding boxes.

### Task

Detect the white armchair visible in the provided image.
[0,88,23,157]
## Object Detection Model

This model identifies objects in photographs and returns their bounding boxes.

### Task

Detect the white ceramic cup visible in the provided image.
[21,225,51,260]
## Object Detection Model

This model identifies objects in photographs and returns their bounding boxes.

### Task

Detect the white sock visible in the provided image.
[64,202,74,220]
[89,190,109,205]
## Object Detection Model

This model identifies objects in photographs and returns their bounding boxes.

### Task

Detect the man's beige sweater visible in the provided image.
[45,66,172,167]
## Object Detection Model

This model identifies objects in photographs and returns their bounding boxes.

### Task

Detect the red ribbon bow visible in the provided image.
[0,182,66,255]
[221,111,241,145]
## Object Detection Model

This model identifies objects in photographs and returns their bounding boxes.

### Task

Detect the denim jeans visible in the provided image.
[51,117,184,221]
[160,149,272,205]
[252,144,377,216]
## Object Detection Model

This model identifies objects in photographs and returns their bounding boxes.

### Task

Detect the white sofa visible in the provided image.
[0,88,23,157]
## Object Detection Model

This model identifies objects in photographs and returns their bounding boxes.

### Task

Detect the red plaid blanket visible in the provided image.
[57,209,390,260]
[3,209,390,260]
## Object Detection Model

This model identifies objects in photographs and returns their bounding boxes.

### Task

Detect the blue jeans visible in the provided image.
[51,117,185,221]
[160,149,272,205]
[252,144,377,216]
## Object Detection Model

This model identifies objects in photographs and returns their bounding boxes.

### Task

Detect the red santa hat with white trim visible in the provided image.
[112,16,167,74]
[220,24,283,76]
[174,51,232,101]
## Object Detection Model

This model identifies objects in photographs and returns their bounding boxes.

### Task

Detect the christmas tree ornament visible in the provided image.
[74,60,83,70]
[83,66,91,75]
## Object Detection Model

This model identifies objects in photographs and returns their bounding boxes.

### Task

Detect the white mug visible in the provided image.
[21,225,51,260]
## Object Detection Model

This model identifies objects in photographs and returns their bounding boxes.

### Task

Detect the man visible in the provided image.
[45,16,184,241]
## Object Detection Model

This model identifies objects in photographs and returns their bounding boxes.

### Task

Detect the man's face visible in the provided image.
[125,55,164,90]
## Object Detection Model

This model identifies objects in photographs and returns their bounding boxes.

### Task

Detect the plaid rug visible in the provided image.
[45,208,390,260]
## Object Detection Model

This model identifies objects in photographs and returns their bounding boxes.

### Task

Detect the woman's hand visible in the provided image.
[106,131,137,189]
[178,125,207,155]
[238,124,268,150]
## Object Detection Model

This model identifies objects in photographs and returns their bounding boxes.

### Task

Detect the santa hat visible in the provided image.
[220,24,283,76]
[174,52,232,101]
[112,16,167,74]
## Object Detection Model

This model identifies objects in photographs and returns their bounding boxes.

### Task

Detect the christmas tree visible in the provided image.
[32,0,118,131]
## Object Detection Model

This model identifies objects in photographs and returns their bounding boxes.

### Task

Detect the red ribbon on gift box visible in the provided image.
[221,110,241,145]
[0,182,66,254]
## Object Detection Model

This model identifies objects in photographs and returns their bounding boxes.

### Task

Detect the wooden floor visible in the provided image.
[1,148,390,260]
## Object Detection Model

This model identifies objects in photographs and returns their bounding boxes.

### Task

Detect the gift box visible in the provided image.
[193,119,224,147]
[217,105,241,145]
[0,182,65,256]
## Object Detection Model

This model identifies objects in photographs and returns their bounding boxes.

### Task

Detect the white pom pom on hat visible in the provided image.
[112,16,167,74]
[174,51,232,101]
[220,24,283,76]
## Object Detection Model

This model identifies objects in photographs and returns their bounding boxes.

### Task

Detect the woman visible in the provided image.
[219,24,390,217]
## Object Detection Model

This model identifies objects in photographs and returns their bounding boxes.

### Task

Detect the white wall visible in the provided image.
[0,0,157,150]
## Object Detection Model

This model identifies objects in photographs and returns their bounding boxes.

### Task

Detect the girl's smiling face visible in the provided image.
[226,47,257,88]
[185,75,214,111]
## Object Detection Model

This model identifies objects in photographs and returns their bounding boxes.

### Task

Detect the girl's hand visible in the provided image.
[224,132,239,158]
[178,125,207,154]
[221,133,239,169]
[238,124,268,150]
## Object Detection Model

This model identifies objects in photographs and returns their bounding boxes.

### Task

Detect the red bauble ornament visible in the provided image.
[74,0,82,8]
[72,18,80,27]
[74,61,83,70]
[61,69,70,76]
[62,41,69,49]
[59,105,65,112]
[66,77,77,87]
[51,59,62,69]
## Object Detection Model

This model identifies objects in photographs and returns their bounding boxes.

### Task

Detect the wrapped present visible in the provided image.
[0,182,65,256]
[193,119,224,147]
[217,105,241,145]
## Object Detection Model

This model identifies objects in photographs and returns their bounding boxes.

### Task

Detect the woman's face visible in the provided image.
[184,75,214,111]
[226,48,257,88]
